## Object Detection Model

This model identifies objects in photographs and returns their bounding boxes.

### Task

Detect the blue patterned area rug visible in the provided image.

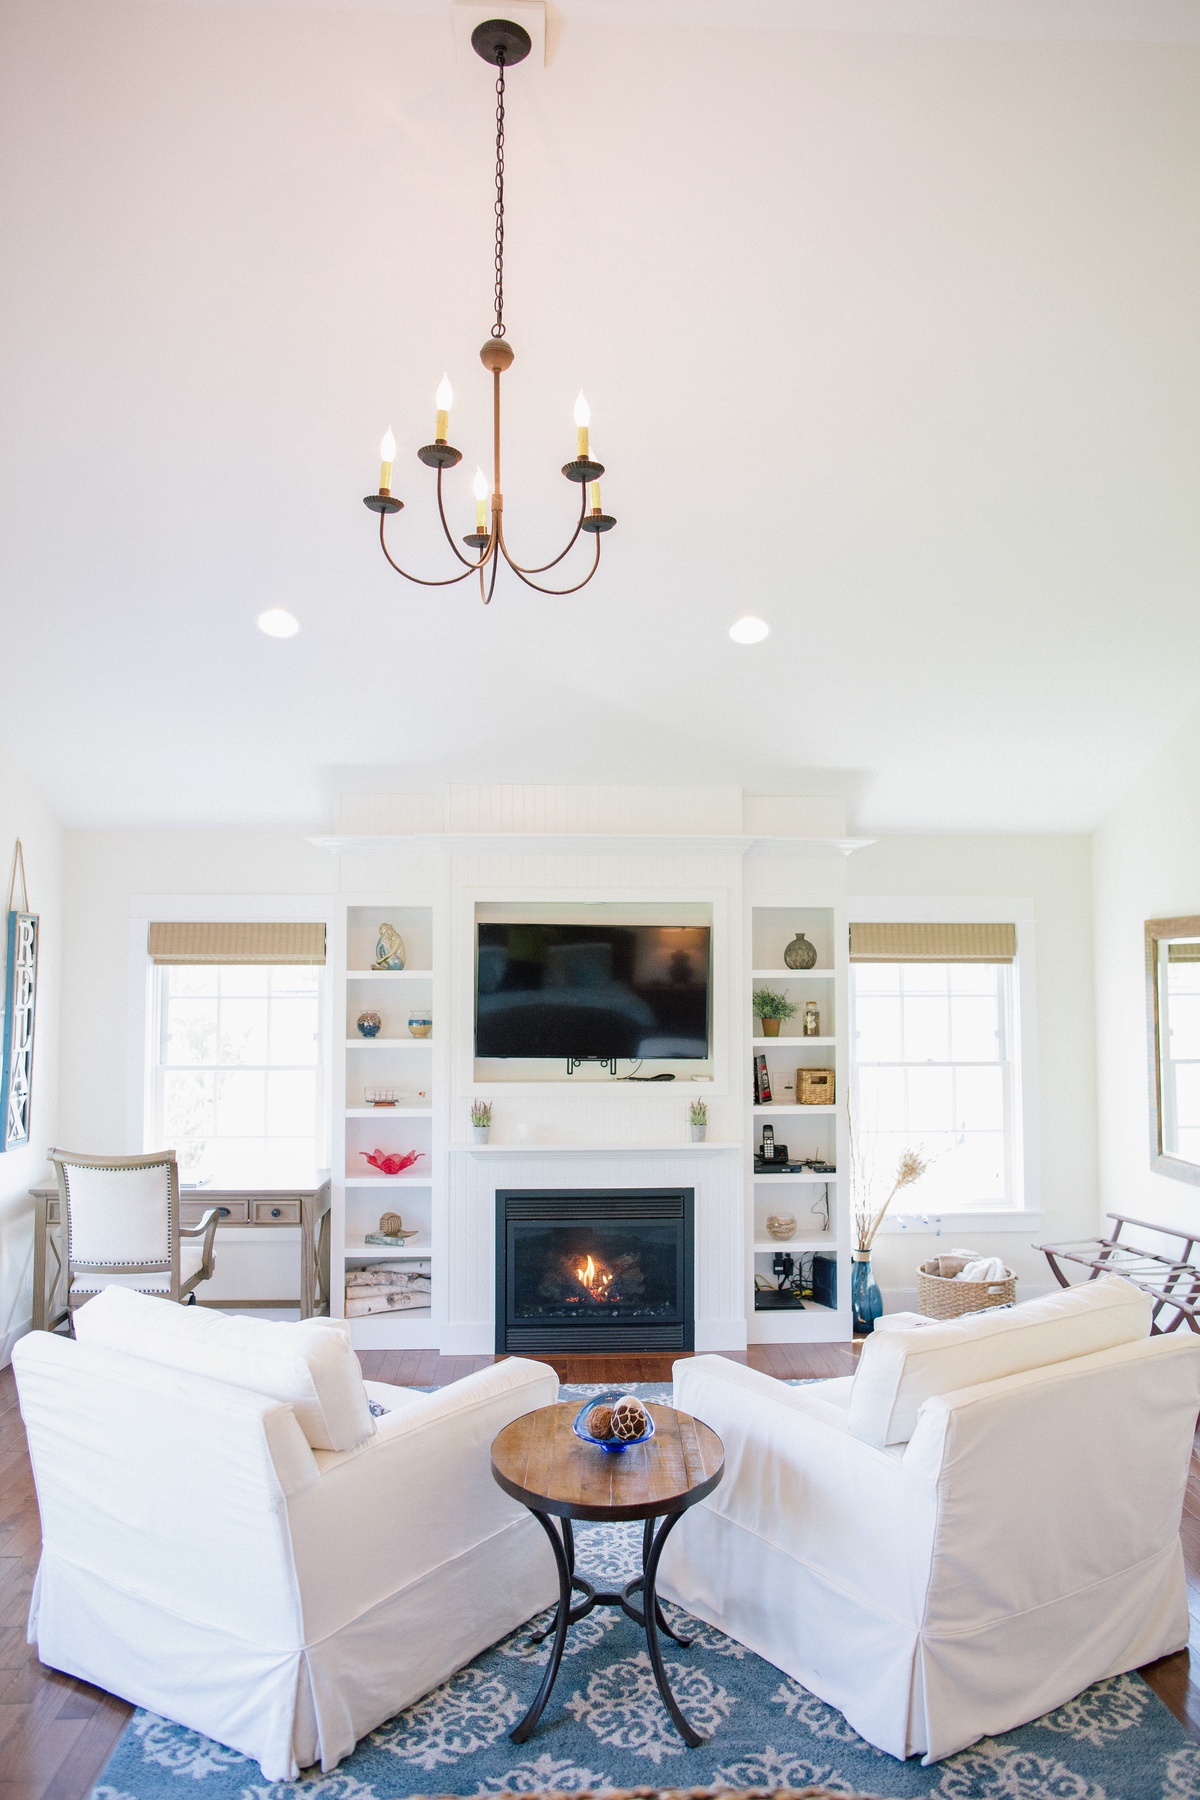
[91,1386,1199,1800]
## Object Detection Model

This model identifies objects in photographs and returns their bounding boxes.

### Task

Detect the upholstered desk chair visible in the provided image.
[49,1148,218,1316]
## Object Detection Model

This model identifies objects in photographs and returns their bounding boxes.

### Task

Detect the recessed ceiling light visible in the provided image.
[257,608,300,638]
[729,615,770,645]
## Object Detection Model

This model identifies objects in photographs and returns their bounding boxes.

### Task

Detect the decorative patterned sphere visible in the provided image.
[586,1402,615,1441]
[609,1395,650,1442]
[357,1011,382,1037]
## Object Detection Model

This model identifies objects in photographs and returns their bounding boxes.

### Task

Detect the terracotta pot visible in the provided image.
[761,1017,781,1037]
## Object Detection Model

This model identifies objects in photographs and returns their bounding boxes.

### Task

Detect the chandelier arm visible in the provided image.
[502,533,601,596]
[435,465,490,569]
[499,485,589,575]
[480,543,502,605]
[378,512,484,587]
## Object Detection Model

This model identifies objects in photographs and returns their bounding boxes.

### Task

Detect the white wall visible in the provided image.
[850,834,1097,1303]
[1093,713,1200,1236]
[0,744,63,1364]
[56,820,1100,1327]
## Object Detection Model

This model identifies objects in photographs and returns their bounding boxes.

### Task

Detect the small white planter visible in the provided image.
[472,1124,490,1144]
[690,1123,707,1143]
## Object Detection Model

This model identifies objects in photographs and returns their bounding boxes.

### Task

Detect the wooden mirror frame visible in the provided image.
[1147,914,1200,1185]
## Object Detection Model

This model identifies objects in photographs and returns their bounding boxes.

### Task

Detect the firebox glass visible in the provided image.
[509,1223,683,1324]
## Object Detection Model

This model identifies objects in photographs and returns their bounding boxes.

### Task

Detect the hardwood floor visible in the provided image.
[0,1342,1196,1799]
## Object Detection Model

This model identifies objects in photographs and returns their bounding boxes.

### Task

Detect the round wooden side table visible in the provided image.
[490,1399,724,1747]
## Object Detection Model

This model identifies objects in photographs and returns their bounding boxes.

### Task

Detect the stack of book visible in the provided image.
[345,1263,432,1318]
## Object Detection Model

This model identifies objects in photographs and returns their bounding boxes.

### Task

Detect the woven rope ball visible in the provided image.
[609,1395,650,1441]
[586,1402,615,1440]
[379,1212,405,1237]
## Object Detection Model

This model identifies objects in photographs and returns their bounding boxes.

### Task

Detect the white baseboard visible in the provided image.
[0,1317,33,1370]
[439,1321,495,1356]
[695,1320,748,1352]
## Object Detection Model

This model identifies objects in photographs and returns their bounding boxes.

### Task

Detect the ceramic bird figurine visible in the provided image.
[361,1148,425,1176]
[372,924,406,971]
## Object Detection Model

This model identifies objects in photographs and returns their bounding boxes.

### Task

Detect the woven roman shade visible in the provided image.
[849,922,1016,963]
[148,922,326,965]
[1167,941,1200,962]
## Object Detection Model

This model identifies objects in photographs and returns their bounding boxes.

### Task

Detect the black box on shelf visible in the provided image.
[811,1250,837,1309]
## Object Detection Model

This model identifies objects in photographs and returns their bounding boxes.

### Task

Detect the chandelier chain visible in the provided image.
[492,54,506,338]
[365,26,614,598]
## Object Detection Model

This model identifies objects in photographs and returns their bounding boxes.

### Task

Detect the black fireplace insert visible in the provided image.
[496,1188,694,1353]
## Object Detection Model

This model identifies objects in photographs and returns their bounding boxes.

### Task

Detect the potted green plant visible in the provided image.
[689,1099,708,1143]
[753,987,798,1038]
[470,1100,492,1144]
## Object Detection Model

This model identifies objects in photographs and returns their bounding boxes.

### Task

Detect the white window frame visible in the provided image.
[847,896,1040,1232]
[147,961,327,1182]
[127,895,334,1176]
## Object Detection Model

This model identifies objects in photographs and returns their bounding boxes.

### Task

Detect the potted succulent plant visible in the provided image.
[753,987,798,1037]
[470,1100,492,1144]
[689,1099,708,1143]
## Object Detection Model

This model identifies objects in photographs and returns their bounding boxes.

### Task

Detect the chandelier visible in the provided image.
[363,17,615,603]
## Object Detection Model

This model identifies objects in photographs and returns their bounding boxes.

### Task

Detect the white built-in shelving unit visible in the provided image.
[332,903,441,1348]
[746,900,851,1342]
[322,823,856,1351]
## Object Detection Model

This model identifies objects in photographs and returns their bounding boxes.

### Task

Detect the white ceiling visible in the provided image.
[2,0,1198,833]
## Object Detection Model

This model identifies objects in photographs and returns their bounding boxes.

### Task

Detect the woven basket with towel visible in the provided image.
[916,1248,1016,1320]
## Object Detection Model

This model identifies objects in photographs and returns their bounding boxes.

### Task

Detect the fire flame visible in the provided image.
[575,1253,614,1299]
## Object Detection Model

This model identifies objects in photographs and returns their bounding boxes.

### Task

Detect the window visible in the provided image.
[850,959,1019,1211]
[150,964,323,1184]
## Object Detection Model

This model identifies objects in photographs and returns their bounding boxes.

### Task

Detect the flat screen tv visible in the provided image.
[476,923,711,1061]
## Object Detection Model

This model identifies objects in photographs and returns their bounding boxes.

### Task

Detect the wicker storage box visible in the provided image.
[916,1262,1016,1319]
[796,1068,835,1105]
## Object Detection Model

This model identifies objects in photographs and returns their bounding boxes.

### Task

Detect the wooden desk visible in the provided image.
[30,1179,332,1332]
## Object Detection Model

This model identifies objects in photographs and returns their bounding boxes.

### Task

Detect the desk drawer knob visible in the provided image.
[270,1207,282,1218]
[218,1206,230,1217]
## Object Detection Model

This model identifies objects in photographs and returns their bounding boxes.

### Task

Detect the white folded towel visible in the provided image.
[958,1255,1007,1282]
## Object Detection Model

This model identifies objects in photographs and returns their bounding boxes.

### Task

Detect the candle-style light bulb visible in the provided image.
[588,480,602,514]
[472,465,489,531]
[574,390,590,460]
[379,428,396,491]
[435,374,453,442]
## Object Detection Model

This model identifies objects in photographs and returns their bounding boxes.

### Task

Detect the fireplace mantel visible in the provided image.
[458,1141,740,1155]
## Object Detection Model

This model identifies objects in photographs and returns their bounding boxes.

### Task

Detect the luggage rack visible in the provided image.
[1038,1212,1200,1334]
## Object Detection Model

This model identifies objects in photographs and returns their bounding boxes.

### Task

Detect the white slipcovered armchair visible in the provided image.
[661,1276,1200,1764]
[13,1289,559,1780]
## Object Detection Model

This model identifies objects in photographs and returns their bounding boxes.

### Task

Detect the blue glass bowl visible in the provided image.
[572,1393,655,1454]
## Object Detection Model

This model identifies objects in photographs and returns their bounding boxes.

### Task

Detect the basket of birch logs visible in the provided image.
[345,1263,431,1317]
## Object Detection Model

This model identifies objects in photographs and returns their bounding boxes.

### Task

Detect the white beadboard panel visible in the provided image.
[336,793,448,836]
[743,796,847,838]
[336,850,447,894]
[446,784,744,837]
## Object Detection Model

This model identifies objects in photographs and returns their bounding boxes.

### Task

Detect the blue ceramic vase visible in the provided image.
[851,1252,883,1335]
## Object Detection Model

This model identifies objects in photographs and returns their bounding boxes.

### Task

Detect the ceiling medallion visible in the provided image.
[364,18,615,604]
